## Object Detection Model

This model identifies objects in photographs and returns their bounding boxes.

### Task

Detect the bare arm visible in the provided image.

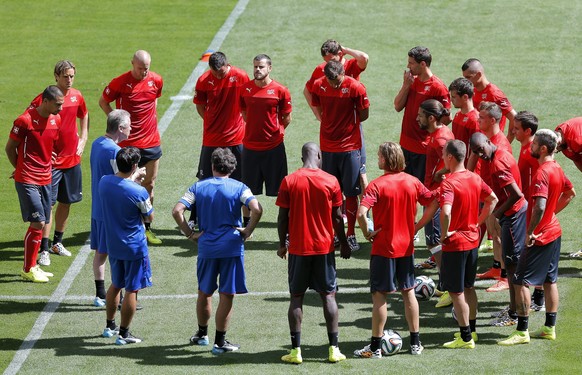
[277,207,289,259]
[359,107,369,122]
[5,137,19,169]
[393,70,414,112]
[333,205,350,259]
[76,113,90,156]
[195,103,206,120]
[98,96,113,116]
[555,187,576,214]
[280,112,292,128]
[342,46,369,70]
[238,198,262,240]
[440,203,452,239]
[526,196,546,246]
[172,202,202,242]
[241,110,247,123]
[505,109,517,143]
[478,191,498,226]
[466,153,479,172]
[491,182,523,220]
[303,86,321,121]
[416,199,439,233]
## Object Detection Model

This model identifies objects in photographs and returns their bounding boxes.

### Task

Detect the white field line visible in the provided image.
[2,2,249,375]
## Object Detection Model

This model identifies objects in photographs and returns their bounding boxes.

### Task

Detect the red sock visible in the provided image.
[24,226,42,272]
[345,196,358,236]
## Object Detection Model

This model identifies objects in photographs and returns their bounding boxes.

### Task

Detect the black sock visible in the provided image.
[198,325,208,336]
[371,336,382,351]
[243,216,250,228]
[41,238,49,252]
[95,280,106,299]
[533,289,545,305]
[545,312,557,327]
[290,331,301,348]
[188,207,197,224]
[500,269,507,278]
[409,331,420,346]
[493,260,501,269]
[144,222,151,230]
[106,319,116,329]
[508,309,518,320]
[469,319,476,333]
[215,330,226,347]
[119,326,128,338]
[327,331,339,347]
[53,231,64,244]
[517,316,529,331]
[460,326,472,342]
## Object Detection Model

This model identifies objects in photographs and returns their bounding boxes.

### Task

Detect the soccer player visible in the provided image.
[439,140,497,349]
[353,142,436,358]
[499,129,575,346]
[28,61,89,266]
[448,77,479,164]
[6,86,63,283]
[311,60,370,251]
[394,46,451,181]
[416,99,455,308]
[469,102,513,291]
[469,132,527,327]
[462,58,517,142]
[89,110,131,307]
[99,147,152,345]
[172,148,262,355]
[240,54,292,199]
[99,50,164,245]
[277,142,350,364]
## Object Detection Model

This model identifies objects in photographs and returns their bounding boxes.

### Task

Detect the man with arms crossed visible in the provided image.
[99,50,164,245]
[276,142,350,364]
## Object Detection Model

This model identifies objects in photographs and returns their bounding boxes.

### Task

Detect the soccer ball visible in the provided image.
[414,275,436,300]
[381,329,402,356]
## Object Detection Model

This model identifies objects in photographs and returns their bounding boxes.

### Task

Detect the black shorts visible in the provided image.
[370,255,415,293]
[197,145,242,181]
[288,252,337,295]
[51,164,83,205]
[513,237,561,286]
[242,143,287,196]
[402,148,426,182]
[15,182,51,223]
[359,123,367,174]
[441,248,478,293]
[424,207,441,247]
[500,205,527,265]
[138,146,163,167]
[322,150,361,197]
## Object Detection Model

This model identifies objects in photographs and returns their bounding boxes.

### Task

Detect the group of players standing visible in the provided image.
[6,40,581,361]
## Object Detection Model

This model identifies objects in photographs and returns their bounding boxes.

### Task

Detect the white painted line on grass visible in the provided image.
[3,2,249,374]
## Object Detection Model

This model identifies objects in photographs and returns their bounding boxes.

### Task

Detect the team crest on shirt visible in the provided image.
[12,126,19,134]
[267,89,275,95]
[341,88,349,94]
[424,85,430,92]
[500,99,507,106]
[229,77,237,83]
[148,81,154,87]
[70,96,77,103]
[105,87,110,95]
[481,93,488,100]
[50,119,56,126]
[463,117,468,122]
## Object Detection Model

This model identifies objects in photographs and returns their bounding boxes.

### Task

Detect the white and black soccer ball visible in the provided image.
[414,275,436,300]
[381,329,403,356]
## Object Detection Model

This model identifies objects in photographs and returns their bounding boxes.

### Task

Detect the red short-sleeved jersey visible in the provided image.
[311,75,369,152]
[478,131,512,186]
[473,83,513,132]
[305,58,364,93]
[361,172,435,258]
[194,66,249,147]
[487,149,526,216]
[276,168,343,256]
[452,109,479,163]
[10,108,60,185]
[425,126,455,189]
[102,71,163,149]
[439,170,493,251]
[555,118,582,164]
[528,160,573,245]
[29,88,87,169]
[518,140,539,200]
[399,75,450,154]
[240,79,292,151]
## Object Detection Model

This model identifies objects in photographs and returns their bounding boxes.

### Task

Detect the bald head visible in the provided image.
[133,50,151,64]
[469,132,488,148]
[301,142,321,168]
[131,50,151,80]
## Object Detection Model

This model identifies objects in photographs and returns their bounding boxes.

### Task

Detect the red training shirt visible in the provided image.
[487,149,526,216]
[451,109,479,164]
[555,118,582,165]
[473,83,513,132]
[518,140,539,200]
[305,58,364,93]
[425,126,454,190]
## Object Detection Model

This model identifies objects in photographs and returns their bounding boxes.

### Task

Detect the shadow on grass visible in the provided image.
[0,301,48,315]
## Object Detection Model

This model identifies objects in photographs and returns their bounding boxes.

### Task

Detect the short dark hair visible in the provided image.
[106,109,131,134]
[479,101,502,122]
[448,77,474,98]
[253,54,271,65]
[420,99,450,121]
[320,39,341,57]
[324,60,344,80]
[408,46,432,66]
[211,148,237,175]
[209,51,228,70]
[461,58,481,72]
[445,139,466,162]
[42,85,64,101]
[514,111,539,133]
[116,146,141,173]
[534,129,558,154]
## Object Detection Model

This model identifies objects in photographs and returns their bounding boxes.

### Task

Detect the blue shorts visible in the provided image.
[322,150,361,197]
[51,164,83,205]
[242,142,287,196]
[90,218,108,254]
[197,255,247,295]
[109,256,152,292]
[370,255,415,293]
[500,204,527,265]
[513,237,561,286]
[15,182,51,223]
[197,145,242,181]
[424,207,441,247]
[402,148,426,182]
[138,145,163,167]
[441,248,478,294]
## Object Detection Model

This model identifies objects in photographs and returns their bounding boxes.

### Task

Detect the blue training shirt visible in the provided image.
[99,175,153,260]
[179,177,255,259]
[90,136,120,221]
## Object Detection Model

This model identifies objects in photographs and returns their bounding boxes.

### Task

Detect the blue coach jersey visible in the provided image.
[90,136,120,221]
[99,175,153,260]
[179,177,255,259]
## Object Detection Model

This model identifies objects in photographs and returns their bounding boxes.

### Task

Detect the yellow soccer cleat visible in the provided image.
[20,268,49,283]
[145,229,162,245]
[435,291,453,308]
[498,330,530,346]
[328,345,346,362]
[531,326,556,340]
[281,347,302,364]
[443,336,475,349]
